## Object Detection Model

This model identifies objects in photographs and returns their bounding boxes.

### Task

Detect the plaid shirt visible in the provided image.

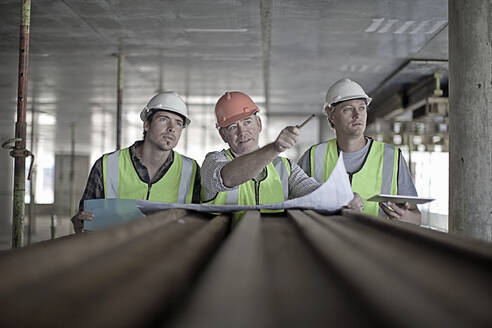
[78,141,201,211]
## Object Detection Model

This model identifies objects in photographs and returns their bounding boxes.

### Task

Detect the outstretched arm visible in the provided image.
[221,126,300,187]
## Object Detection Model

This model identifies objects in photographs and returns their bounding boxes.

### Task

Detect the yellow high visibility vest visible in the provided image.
[202,149,291,213]
[309,138,398,216]
[103,147,197,203]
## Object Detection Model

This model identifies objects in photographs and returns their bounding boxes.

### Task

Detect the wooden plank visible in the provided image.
[0,211,229,328]
[168,212,376,327]
[0,209,190,292]
[291,210,492,327]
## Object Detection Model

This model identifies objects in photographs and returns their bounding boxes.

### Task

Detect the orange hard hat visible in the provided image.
[215,91,259,128]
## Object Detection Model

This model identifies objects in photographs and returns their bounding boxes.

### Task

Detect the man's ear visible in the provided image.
[327,109,335,128]
[257,116,262,132]
[143,119,150,133]
[218,128,228,143]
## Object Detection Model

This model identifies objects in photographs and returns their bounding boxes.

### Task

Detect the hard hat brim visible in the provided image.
[322,95,372,115]
[141,107,191,126]
[216,109,259,128]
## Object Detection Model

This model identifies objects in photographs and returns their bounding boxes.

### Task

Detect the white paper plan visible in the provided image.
[84,153,353,231]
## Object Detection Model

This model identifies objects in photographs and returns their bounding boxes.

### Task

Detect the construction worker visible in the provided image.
[298,78,421,224]
[71,91,200,232]
[201,91,363,216]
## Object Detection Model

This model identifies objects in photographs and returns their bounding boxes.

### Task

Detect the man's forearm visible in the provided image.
[221,143,280,187]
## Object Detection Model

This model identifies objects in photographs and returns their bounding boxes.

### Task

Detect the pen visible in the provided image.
[297,114,315,129]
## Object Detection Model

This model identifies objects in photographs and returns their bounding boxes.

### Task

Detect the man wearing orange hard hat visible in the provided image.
[201,91,363,215]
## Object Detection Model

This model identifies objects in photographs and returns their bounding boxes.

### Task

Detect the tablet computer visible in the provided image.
[367,194,435,205]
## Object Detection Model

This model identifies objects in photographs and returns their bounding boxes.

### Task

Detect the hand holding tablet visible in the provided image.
[367,194,435,205]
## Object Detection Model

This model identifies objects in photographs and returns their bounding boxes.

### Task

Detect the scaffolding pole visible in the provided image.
[12,0,32,248]
[184,57,190,153]
[69,122,76,217]
[116,54,124,150]
[27,103,36,245]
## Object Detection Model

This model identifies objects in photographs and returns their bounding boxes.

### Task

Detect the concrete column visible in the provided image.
[448,0,492,241]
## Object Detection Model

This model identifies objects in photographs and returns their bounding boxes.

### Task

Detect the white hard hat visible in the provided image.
[140,91,191,126]
[323,78,372,114]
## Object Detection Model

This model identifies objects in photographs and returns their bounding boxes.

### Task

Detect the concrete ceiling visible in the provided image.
[0,0,448,156]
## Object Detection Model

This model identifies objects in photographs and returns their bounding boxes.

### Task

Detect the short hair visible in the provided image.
[325,106,336,129]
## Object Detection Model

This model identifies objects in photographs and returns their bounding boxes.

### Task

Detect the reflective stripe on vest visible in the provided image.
[103,148,196,203]
[106,150,120,198]
[310,139,398,216]
[274,156,289,200]
[202,149,290,210]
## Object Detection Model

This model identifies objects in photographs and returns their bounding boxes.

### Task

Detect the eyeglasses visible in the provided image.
[222,116,257,134]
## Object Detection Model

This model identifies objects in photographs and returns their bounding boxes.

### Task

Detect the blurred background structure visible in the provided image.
[0,0,491,248]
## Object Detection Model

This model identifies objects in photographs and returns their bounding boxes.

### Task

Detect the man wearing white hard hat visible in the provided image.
[71,91,200,232]
[201,91,363,222]
[298,78,421,224]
